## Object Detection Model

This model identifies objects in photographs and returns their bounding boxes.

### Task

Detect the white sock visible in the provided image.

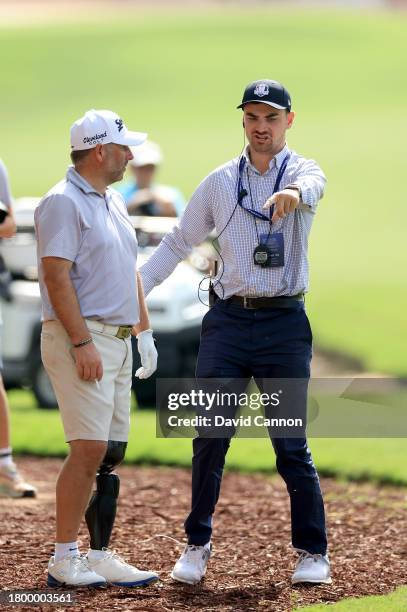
[88,549,107,561]
[0,447,13,468]
[54,542,79,562]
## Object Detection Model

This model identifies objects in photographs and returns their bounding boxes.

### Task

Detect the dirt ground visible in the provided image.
[0,458,407,611]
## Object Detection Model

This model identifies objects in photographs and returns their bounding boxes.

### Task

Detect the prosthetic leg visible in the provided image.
[85,440,127,550]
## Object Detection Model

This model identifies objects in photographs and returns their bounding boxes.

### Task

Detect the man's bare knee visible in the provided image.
[68,440,107,472]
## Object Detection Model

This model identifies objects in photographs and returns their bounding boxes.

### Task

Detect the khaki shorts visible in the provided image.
[41,320,132,443]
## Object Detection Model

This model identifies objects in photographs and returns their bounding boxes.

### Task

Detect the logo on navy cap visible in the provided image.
[254,83,269,98]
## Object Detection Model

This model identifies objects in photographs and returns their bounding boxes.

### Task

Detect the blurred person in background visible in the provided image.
[119,140,186,217]
[0,158,37,498]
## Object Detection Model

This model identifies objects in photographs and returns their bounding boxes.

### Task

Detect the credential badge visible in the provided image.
[254,83,269,98]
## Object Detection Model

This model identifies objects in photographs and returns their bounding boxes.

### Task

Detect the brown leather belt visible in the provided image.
[226,293,304,310]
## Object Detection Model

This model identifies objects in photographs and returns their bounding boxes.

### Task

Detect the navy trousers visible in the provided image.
[184,299,327,555]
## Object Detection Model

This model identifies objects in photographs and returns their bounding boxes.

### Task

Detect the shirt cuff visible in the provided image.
[139,270,156,297]
[295,180,318,211]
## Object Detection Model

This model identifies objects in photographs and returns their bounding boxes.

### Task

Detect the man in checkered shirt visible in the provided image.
[140,79,331,586]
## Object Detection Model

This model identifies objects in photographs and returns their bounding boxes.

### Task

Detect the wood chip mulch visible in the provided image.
[1,457,407,611]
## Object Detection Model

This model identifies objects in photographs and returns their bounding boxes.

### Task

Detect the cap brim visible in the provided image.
[115,130,148,146]
[237,100,288,110]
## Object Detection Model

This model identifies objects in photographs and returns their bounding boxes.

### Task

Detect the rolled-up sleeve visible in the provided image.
[294,158,326,213]
[140,174,215,295]
[34,194,83,262]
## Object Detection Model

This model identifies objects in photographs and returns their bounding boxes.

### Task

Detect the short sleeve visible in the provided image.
[34,194,83,262]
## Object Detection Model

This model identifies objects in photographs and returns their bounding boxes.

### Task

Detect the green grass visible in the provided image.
[1,8,407,374]
[9,390,407,486]
[297,587,407,611]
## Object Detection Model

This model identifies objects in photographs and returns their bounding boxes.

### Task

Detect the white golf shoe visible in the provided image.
[0,462,37,498]
[291,550,332,584]
[47,555,106,588]
[87,549,159,587]
[171,543,211,585]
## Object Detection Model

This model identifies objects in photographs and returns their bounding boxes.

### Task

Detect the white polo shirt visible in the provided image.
[35,166,139,325]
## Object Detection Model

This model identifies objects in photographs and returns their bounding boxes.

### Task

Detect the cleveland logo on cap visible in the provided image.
[83,131,107,144]
[254,83,269,97]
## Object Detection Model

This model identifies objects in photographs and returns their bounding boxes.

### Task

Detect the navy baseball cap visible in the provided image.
[237,80,291,111]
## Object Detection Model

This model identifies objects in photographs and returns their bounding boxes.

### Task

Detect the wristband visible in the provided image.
[73,337,93,348]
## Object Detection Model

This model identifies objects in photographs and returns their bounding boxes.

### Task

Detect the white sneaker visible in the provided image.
[47,555,106,588]
[87,549,159,587]
[291,550,332,584]
[0,462,37,498]
[171,543,211,585]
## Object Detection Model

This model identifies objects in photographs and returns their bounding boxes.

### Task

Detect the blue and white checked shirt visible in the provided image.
[140,144,326,298]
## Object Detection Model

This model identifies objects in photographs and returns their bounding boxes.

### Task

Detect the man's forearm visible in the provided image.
[132,271,151,335]
[140,181,214,295]
[44,271,89,345]
[139,241,182,296]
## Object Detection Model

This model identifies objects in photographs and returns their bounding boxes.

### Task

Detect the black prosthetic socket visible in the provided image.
[86,472,120,550]
[100,441,128,473]
[85,440,127,550]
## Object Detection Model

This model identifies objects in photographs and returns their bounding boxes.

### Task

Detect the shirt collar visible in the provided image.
[66,166,104,197]
[243,143,290,173]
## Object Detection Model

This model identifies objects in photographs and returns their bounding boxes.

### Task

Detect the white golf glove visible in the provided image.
[135,329,158,379]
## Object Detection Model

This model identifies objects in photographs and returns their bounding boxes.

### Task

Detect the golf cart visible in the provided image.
[0,198,209,408]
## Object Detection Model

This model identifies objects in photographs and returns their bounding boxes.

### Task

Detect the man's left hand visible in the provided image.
[263,188,300,223]
[134,329,158,379]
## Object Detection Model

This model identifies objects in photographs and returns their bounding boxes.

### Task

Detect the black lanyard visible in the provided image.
[237,152,291,222]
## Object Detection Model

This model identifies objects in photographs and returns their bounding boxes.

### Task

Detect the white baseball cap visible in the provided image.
[70,109,147,151]
[129,140,163,167]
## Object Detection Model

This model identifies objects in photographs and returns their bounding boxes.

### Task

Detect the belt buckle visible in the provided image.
[243,297,255,310]
[116,326,131,339]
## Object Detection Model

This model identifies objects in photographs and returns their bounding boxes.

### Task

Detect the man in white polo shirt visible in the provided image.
[35,109,159,588]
